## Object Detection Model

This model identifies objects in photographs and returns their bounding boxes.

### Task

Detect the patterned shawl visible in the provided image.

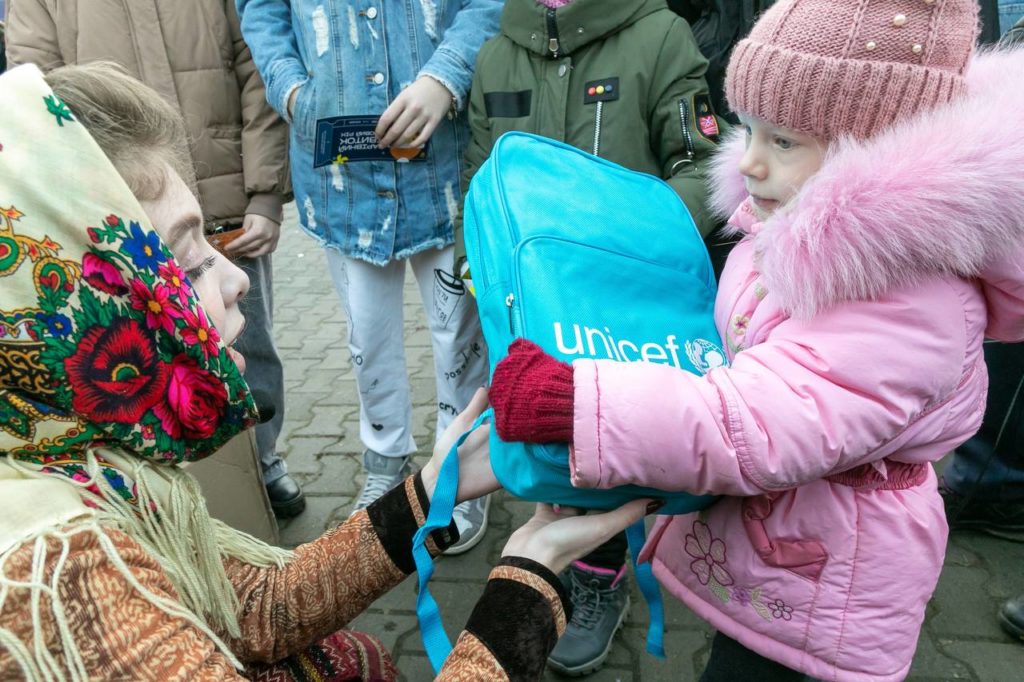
[0,64,291,676]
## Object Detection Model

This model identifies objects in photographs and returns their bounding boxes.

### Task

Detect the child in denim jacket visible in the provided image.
[239,0,500,550]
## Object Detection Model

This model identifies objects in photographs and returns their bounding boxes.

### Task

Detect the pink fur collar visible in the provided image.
[710,48,1024,318]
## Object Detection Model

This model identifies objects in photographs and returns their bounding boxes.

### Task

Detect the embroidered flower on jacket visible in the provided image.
[769,598,793,621]
[685,521,734,586]
[731,587,752,606]
[122,221,166,271]
[732,314,750,337]
[130,279,182,334]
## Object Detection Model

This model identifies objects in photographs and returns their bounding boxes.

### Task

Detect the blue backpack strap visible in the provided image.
[625,519,667,658]
[412,408,494,674]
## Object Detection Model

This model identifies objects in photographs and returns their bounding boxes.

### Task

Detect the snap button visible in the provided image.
[372,72,384,85]
[365,6,377,19]
[558,64,568,77]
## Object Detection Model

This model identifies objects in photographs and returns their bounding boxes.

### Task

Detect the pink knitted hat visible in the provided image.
[726,0,978,140]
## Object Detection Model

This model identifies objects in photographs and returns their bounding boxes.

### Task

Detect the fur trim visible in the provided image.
[709,129,749,226]
[709,48,1024,318]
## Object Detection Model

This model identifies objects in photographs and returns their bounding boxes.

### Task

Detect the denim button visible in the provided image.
[365,6,378,19]
[372,72,384,85]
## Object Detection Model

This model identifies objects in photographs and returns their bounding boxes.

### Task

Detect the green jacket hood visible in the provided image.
[501,0,667,57]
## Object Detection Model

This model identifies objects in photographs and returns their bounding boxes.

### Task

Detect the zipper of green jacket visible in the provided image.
[677,99,696,164]
[546,8,561,58]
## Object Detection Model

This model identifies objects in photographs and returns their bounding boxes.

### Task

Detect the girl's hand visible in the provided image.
[502,500,657,575]
[421,388,500,504]
[375,76,453,150]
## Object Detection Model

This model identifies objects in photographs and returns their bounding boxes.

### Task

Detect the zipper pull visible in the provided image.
[505,293,515,334]
[546,8,561,59]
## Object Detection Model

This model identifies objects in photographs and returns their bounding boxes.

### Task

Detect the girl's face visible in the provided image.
[737,115,828,221]
[138,167,251,372]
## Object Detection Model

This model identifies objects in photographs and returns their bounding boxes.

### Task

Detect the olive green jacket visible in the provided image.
[456,0,726,267]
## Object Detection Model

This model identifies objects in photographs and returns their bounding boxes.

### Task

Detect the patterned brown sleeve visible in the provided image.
[0,529,243,680]
[223,472,457,664]
[437,632,511,682]
[439,557,572,682]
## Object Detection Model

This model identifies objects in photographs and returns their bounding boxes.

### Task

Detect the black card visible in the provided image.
[313,115,429,168]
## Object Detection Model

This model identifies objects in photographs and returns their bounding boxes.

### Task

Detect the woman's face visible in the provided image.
[737,115,828,221]
[138,167,250,372]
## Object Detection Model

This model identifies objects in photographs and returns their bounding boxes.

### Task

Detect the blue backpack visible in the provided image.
[413,132,723,672]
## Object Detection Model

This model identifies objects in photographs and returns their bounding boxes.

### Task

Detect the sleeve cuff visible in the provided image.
[417,48,471,110]
[245,193,284,224]
[365,472,460,574]
[570,360,604,489]
[463,556,572,680]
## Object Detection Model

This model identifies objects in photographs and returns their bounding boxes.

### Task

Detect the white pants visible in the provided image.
[325,246,488,458]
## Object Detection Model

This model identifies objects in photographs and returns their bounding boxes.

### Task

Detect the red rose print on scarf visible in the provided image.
[63,318,169,423]
[154,353,228,440]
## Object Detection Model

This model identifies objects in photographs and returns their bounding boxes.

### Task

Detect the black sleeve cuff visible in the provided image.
[464,557,573,682]
[365,473,460,575]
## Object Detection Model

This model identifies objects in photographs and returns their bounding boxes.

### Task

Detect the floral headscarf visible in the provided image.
[0,66,289,665]
[0,65,258,494]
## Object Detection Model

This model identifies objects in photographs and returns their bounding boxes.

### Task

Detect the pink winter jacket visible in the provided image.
[568,49,1024,682]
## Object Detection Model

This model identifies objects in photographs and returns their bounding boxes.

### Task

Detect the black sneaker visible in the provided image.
[547,562,630,677]
[1000,595,1024,642]
[940,484,1024,542]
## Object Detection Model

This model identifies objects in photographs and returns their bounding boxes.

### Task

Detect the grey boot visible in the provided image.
[548,562,630,676]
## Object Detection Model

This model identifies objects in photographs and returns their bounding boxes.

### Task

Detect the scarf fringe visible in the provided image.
[1,452,294,678]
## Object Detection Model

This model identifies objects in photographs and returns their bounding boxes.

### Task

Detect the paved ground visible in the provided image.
[270,203,1024,681]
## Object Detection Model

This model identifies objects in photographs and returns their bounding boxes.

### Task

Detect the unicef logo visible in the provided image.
[685,339,727,374]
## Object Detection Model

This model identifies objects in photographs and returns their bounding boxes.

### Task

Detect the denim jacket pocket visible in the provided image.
[292,80,318,142]
[741,493,829,582]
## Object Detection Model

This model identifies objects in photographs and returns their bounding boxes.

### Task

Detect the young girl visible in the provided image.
[458,1,727,672]
[489,1,1024,679]
[0,62,649,680]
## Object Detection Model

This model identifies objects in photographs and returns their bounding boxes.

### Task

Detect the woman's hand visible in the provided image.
[420,387,500,504]
[375,76,453,150]
[502,500,659,575]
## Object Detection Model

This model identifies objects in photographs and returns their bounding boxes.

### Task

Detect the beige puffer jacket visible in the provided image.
[5,0,290,228]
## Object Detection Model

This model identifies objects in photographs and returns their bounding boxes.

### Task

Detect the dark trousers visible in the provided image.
[700,632,808,681]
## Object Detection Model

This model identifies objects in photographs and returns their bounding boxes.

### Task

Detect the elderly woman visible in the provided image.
[0,62,649,681]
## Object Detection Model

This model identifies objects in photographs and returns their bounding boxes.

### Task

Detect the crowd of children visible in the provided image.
[2,0,1024,679]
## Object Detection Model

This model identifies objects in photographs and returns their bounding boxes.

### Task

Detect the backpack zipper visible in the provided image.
[677,99,696,165]
[546,8,560,58]
[505,293,516,334]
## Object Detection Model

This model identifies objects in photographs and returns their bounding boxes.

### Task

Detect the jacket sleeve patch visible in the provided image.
[693,93,720,142]
[484,90,533,118]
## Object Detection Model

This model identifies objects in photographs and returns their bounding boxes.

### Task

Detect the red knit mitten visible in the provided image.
[490,339,574,443]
